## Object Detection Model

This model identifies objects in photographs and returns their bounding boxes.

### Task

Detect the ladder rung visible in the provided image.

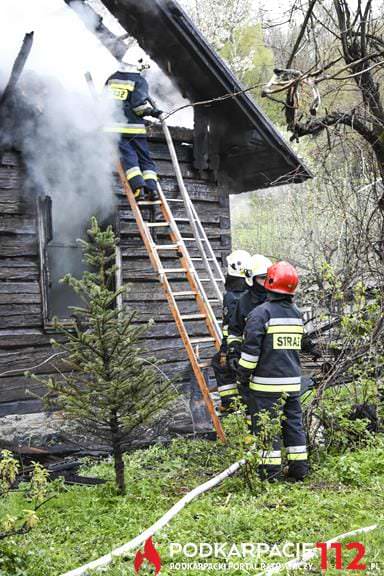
[162,268,187,273]
[174,217,190,222]
[208,299,220,303]
[200,278,225,282]
[166,198,184,203]
[147,222,169,227]
[155,244,179,250]
[198,360,212,369]
[182,237,195,241]
[190,337,216,344]
[191,257,214,261]
[171,291,197,297]
[181,314,206,321]
[137,200,162,206]
[183,237,207,242]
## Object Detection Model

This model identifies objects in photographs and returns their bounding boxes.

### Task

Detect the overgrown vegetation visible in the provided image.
[0,435,383,575]
[28,218,176,495]
[0,449,54,548]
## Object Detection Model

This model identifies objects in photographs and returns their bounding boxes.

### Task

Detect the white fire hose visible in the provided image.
[60,459,245,576]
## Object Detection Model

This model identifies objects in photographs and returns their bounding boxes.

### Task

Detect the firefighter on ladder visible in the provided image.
[236,261,309,482]
[211,250,250,412]
[105,54,163,202]
[226,254,272,429]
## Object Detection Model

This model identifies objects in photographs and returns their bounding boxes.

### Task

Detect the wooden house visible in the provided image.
[0,0,311,441]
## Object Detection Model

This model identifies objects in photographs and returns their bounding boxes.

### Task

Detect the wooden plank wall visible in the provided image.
[0,127,231,431]
[0,151,51,416]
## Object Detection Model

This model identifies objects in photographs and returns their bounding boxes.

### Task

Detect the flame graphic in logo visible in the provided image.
[134,537,161,575]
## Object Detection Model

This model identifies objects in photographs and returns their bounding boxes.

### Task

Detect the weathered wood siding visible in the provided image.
[0,127,231,428]
[0,151,48,416]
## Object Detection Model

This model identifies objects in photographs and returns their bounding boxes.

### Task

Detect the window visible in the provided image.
[37,195,118,326]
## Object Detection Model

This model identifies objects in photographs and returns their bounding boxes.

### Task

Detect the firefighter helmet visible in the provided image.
[264,261,299,294]
[244,254,273,287]
[226,250,251,277]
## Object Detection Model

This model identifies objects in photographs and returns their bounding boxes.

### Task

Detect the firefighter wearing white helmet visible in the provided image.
[244,254,273,287]
[227,249,252,278]
[226,254,272,426]
[211,250,250,411]
[228,254,272,365]
[104,51,162,202]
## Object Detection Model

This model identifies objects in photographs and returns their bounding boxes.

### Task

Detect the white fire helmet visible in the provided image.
[226,250,252,278]
[245,254,273,286]
[137,57,151,72]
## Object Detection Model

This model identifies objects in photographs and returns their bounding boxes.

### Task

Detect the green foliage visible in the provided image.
[0,451,53,572]
[0,451,19,495]
[27,462,50,503]
[181,0,281,122]
[219,23,279,121]
[304,266,383,451]
[1,439,384,575]
[28,218,176,494]
[314,390,375,452]
[222,396,286,489]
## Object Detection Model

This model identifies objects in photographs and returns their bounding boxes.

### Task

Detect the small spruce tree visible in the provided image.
[30,218,175,494]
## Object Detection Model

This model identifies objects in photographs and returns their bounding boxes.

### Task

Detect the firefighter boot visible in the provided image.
[148,187,160,202]
[134,188,146,202]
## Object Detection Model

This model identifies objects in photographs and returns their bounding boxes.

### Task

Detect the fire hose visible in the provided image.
[59,459,245,576]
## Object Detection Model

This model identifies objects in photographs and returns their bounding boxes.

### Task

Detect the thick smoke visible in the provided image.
[0,0,122,239]
[0,0,193,249]
[145,63,193,128]
[0,0,126,315]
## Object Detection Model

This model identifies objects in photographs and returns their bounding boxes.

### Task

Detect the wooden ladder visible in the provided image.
[117,164,226,442]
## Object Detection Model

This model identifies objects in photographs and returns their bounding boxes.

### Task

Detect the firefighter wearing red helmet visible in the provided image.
[236,261,308,482]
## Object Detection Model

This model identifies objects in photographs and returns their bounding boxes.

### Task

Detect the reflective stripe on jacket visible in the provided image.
[221,288,247,353]
[104,71,154,136]
[239,297,303,395]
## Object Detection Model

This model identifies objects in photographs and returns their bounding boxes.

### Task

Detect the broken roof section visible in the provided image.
[100,0,312,193]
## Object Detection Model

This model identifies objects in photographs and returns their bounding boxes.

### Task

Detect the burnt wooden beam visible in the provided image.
[0,32,34,113]
[63,0,128,60]
[0,33,34,154]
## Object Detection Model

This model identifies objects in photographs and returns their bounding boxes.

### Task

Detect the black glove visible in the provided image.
[236,365,251,387]
[228,356,239,372]
[227,341,241,371]
[148,108,163,118]
[312,348,322,362]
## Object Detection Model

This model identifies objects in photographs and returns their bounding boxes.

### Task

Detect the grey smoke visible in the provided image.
[144,63,194,128]
[13,70,119,241]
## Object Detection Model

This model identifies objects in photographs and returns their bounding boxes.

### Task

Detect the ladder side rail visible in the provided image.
[117,165,164,277]
[117,165,226,442]
[188,198,225,284]
[157,184,222,343]
[161,273,226,442]
[160,118,223,303]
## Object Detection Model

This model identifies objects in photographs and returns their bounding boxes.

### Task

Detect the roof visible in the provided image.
[100,0,312,192]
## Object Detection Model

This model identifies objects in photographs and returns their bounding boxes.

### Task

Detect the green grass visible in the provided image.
[1,439,383,575]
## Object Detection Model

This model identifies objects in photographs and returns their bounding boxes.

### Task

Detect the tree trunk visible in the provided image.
[110,411,126,495]
[373,142,384,212]
[112,438,126,495]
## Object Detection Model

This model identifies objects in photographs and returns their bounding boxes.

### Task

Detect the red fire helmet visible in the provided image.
[264,261,299,294]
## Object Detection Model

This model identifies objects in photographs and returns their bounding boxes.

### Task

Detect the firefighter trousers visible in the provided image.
[119,136,158,193]
[249,393,308,481]
[211,352,239,409]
